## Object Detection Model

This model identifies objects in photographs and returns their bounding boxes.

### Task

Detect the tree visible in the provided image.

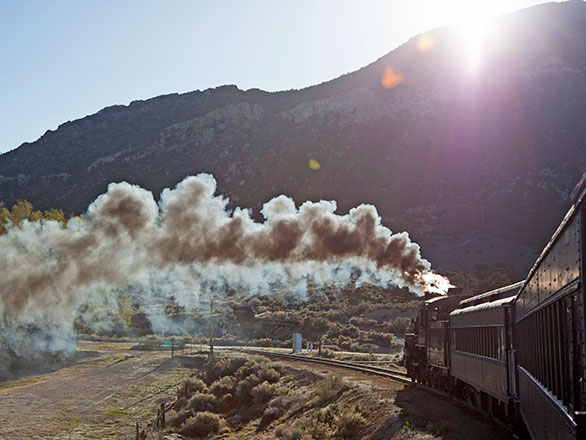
[0,200,69,234]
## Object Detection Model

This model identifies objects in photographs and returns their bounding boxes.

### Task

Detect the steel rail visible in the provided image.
[229,348,412,384]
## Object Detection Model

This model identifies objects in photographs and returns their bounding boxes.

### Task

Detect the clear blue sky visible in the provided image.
[0,0,550,154]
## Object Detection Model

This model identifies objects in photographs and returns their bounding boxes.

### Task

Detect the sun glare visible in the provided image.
[450,5,500,71]
[455,18,492,70]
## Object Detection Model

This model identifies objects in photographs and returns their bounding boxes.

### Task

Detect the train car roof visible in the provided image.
[451,296,516,316]
[425,295,448,304]
[425,294,469,306]
[458,281,524,308]
[570,169,586,203]
[516,170,586,302]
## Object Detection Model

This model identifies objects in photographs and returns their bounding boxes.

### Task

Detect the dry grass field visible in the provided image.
[0,341,196,439]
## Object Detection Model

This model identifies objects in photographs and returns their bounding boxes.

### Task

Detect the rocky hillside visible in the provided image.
[1,1,586,272]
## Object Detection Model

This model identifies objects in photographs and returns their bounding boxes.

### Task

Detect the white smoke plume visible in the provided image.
[0,174,448,358]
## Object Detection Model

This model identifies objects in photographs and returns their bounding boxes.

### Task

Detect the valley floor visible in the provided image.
[0,342,510,440]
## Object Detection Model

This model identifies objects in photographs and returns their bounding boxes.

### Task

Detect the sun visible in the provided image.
[414,1,511,73]
[449,4,503,71]
[454,15,494,70]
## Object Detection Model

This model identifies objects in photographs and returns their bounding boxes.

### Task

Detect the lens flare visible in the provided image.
[308,158,321,170]
[380,67,403,89]
[417,33,436,52]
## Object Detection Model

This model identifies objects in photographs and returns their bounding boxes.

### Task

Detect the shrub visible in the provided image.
[180,411,224,437]
[210,375,237,397]
[250,381,276,404]
[334,405,368,438]
[258,365,281,383]
[349,317,378,328]
[314,374,345,405]
[166,408,192,428]
[218,392,237,412]
[234,359,261,380]
[336,335,353,351]
[218,357,248,377]
[235,373,261,402]
[275,423,305,440]
[174,396,188,411]
[307,421,332,440]
[268,361,287,375]
[309,404,367,439]
[204,356,247,383]
[252,337,275,347]
[385,316,412,335]
[268,395,293,409]
[310,407,337,440]
[260,405,282,427]
[368,331,393,347]
[340,324,360,338]
[321,348,334,358]
[187,392,218,412]
[177,377,208,400]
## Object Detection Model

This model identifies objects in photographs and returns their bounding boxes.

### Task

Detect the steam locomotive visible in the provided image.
[404,171,586,440]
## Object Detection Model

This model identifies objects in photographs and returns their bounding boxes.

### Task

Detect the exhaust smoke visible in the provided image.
[0,174,449,361]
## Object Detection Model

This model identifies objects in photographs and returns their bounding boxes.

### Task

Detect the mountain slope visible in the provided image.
[1,1,586,273]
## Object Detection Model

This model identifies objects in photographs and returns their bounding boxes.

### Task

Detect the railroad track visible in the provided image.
[229,348,412,384]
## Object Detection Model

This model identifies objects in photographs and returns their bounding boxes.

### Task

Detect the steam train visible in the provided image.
[404,171,586,440]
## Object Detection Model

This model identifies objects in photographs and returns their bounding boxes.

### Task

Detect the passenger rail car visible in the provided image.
[514,172,586,440]
[404,171,586,439]
[449,282,523,422]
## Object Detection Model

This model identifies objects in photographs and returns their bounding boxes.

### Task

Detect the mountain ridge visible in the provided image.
[2,1,586,273]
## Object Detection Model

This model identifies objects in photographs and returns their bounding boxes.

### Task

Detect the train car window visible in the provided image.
[551,305,558,396]
[543,307,553,391]
[498,328,502,360]
[558,301,565,405]
[476,328,484,355]
[517,293,580,412]
[491,327,496,358]
[475,327,479,354]
[538,310,545,387]
[549,305,558,397]
[455,326,502,359]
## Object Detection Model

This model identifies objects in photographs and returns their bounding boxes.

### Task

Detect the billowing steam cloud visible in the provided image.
[0,174,448,359]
